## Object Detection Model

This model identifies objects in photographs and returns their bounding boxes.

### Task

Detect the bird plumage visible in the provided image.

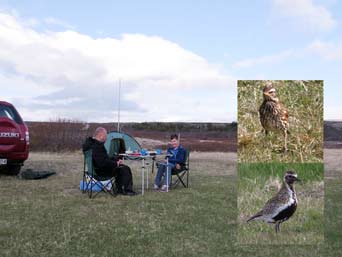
[259,84,289,152]
[247,171,300,233]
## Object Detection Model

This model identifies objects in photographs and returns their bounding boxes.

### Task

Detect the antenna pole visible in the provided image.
[117,79,121,132]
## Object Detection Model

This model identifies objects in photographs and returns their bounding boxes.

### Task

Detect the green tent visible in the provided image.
[104,131,141,156]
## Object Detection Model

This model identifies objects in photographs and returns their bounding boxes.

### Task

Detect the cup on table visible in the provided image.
[156,149,162,155]
[141,148,147,156]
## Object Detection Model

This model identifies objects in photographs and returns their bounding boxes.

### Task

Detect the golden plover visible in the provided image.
[247,171,300,233]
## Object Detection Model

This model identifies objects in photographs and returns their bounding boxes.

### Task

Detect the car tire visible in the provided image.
[7,164,22,175]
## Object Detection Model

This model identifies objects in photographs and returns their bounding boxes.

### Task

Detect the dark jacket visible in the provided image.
[167,145,186,165]
[82,137,118,173]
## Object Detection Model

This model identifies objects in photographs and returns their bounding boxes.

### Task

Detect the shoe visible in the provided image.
[123,190,137,196]
[116,186,124,195]
[154,184,160,191]
[116,189,124,195]
[160,185,169,192]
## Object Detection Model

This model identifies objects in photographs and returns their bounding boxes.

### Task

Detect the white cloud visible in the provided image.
[0,12,235,122]
[233,40,342,70]
[306,40,342,60]
[44,17,75,29]
[271,0,337,33]
[232,50,294,69]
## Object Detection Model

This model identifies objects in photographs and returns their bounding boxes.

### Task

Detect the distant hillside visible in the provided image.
[24,120,341,152]
[26,120,237,152]
[324,121,342,148]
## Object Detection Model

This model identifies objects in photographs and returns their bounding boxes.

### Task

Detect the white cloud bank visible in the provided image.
[0,12,236,122]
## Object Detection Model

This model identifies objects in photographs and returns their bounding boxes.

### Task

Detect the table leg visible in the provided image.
[146,161,149,189]
[166,157,169,192]
[142,158,145,195]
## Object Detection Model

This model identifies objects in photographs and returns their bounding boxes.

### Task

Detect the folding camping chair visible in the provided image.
[81,150,117,198]
[170,148,190,189]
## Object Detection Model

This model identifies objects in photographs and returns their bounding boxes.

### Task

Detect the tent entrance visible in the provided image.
[109,138,126,156]
[104,131,141,157]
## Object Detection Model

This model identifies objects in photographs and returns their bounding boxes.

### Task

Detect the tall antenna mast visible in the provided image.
[117,79,121,132]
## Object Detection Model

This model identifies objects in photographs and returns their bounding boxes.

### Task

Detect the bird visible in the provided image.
[259,83,289,152]
[246,170,300,233]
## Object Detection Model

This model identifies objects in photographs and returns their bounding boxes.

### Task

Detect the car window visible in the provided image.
[0,105,23,124]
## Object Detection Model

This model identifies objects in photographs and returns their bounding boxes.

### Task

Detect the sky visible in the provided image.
[0,0,341,122]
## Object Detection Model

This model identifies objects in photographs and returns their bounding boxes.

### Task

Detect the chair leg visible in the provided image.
[85,177,117,199]
[81,176,86,194]
[177,173,187,188]
[88,182,93,199]
[82,160,87,194]
[110,178,117,197]
[172,177,179,188]
[171,172,187,189]
[89,179,104,199]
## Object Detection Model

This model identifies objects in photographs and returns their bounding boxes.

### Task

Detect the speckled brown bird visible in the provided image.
[247,171,300,233]
[259,83,289,152]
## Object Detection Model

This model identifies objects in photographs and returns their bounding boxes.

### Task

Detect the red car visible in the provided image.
[0,101,29,175]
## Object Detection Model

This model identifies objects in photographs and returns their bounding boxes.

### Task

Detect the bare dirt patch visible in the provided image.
[324,149,342,178]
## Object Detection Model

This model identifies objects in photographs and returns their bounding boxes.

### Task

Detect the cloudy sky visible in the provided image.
[0,0,341,122]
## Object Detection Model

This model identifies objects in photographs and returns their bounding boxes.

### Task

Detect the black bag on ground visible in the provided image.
[19,169,56,180]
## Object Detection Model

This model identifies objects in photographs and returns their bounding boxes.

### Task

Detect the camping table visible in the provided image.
[119,154,155,195]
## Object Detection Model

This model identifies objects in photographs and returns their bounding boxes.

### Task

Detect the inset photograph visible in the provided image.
[238,80,323,163]
[237,162,324,244]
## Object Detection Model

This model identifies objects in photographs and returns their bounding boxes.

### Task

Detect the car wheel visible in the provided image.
[7,164,22,175]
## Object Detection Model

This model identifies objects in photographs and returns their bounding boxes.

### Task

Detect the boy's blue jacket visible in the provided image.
[166,145,186,165]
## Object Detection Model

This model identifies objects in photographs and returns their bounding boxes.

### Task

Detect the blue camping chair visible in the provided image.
[170,148,190,189]
[81,150,117,198]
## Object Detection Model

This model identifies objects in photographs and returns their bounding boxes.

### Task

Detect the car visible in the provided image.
[0,101,29,175]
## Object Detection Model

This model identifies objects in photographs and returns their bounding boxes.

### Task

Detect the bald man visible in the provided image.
[82,127,136,196]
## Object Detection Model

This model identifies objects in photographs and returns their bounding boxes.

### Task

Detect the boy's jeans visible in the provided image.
[154,162,175,187]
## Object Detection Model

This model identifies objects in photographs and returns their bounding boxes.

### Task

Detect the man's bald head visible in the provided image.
[93,127,107,142]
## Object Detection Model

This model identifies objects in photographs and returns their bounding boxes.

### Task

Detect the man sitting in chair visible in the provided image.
[154,134,186,192]
[82,127,137,196]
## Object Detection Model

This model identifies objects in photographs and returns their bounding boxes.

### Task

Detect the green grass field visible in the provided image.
[238,80,323,163]
[0,152,341,256]
[325,178,342,244]
[0,152,238,257]
[238,163,324,244]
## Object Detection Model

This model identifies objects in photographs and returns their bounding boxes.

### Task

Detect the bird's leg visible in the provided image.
[283,130,288,153]
[275,222,280,233]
